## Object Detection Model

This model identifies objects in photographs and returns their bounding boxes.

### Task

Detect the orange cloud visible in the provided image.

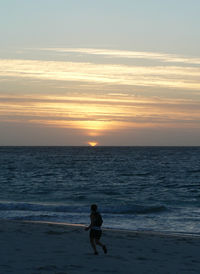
[1,94,200,137]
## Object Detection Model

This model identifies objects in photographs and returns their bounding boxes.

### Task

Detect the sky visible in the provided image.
[0,0,200,146]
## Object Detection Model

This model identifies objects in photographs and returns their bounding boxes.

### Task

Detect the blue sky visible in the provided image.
[1,0,200,54]
[0,0,200,145]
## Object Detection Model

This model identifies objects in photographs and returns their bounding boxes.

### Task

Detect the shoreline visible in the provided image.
[22,219,200,239]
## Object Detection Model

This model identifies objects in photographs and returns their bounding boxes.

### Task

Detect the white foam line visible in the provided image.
[21,220,200,239]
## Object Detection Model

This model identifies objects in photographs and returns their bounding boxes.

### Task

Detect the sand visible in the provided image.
[1,220,200,274]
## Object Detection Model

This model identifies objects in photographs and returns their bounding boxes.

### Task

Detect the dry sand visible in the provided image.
[1,220,200,274]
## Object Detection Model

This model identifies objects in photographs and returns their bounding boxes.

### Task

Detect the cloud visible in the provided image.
[1,47,200,140]
[40,47,200,65]
[1,47,200,145]
[0,58,200,90]
[1,94,200,134]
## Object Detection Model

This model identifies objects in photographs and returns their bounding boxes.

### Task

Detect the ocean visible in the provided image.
[0,146,200,235]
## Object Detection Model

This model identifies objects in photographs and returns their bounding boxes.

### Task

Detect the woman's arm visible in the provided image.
[85,213,95,230]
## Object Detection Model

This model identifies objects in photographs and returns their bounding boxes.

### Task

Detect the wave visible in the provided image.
[102,205,167,215]
[0,201,167,215]
[0,201,84,213]
[187,170,200,174]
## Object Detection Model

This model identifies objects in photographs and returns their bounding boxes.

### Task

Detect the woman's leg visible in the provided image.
[95,239,107,254]
[95,239,104,247]
[90,237,98,254]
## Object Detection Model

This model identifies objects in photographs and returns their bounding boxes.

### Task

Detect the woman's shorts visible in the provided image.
[90,229,102,240]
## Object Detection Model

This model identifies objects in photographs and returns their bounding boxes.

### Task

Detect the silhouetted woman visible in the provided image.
[85,204,107,255]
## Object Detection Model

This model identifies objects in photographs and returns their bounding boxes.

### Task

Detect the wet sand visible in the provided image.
[1,220,200,273]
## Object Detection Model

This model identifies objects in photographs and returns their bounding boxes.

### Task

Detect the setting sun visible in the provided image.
[88,142,98,147]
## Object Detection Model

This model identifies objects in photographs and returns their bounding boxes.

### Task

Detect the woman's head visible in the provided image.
[91,204,98,212]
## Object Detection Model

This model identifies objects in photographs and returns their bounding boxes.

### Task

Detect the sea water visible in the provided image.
[0,146,200,235]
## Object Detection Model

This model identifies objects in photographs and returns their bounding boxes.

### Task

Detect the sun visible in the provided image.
[88,141,98,147]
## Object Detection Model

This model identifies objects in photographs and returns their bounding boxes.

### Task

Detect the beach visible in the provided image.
[1,221,200,274]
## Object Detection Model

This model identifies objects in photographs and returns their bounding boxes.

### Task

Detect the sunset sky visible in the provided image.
[0,0,200,146]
